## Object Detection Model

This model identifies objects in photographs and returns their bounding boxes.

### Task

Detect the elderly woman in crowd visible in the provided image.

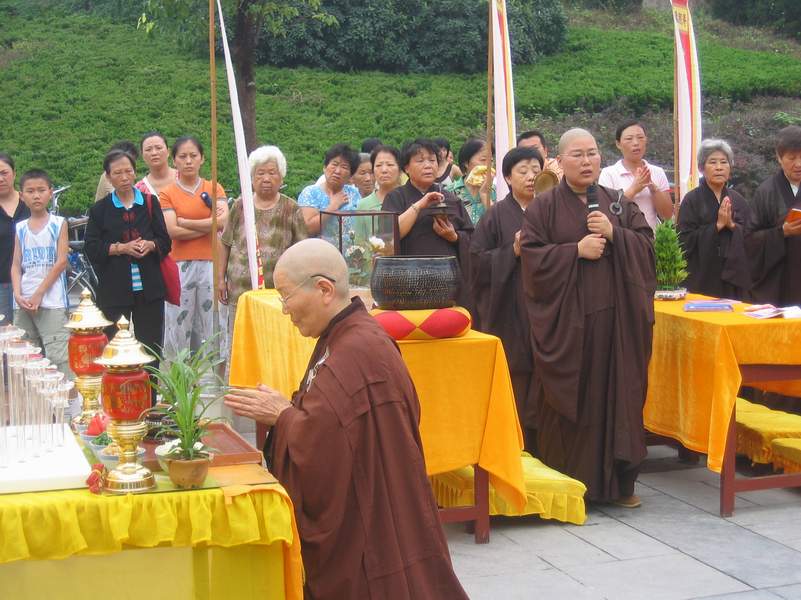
[0,153,30,324]
[447,138,495,224]
[135,131,176,196]
[298,143,361,237]
[678,139,752,299]
[382,138,474,305]
[599,120,673,231]
[354,145,402,241]
[218,145,307,340]
[85,149,171,380]
[471,145,543,452]
[159,135,229,359]
[350,152,375,199]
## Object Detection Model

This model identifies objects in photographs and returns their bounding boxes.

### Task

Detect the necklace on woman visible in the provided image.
[176,177,201,196]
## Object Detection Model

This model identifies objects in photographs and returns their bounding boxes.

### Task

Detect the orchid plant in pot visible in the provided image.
[146,338,226,488]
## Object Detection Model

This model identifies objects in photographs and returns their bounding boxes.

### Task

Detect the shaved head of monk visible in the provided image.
[557,128,602,192]
[273,238,352,338]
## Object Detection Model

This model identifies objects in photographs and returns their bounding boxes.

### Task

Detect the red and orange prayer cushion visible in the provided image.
[370,306,472,340]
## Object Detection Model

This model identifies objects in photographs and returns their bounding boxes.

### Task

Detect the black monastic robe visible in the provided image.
[746,169,801,306]
[270,299,468,600]
[677,178,752,300]
[470,194,536,449]
[521,180,656,502]
[383,181,474,308]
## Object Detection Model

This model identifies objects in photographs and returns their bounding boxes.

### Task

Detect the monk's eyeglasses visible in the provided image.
[278,273,337,308]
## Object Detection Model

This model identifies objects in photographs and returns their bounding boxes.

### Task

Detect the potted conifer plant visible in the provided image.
[653,219,689,300]
[147,339,225,488]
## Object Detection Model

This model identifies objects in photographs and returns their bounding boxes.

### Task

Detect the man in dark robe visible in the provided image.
[747,125,801,306]
[678,139,752,300]
[521,128,656,507]
[382,139,474,308]
[471,146,544,452]
[225,239,467,600]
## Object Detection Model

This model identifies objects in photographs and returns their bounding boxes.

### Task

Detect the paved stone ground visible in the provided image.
[445,445,801,600]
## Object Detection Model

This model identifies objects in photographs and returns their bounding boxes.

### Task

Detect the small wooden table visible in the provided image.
[644,295,801,516]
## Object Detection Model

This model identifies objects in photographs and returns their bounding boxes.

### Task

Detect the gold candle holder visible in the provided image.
[96,317,156,493]
[65,290,112,428]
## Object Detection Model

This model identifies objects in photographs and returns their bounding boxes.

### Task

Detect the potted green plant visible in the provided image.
[654,219,689,300]
[147,338,225,488]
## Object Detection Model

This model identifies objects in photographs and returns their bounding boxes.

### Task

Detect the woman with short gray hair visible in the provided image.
[218,145,307,329]
[677,138,752,299]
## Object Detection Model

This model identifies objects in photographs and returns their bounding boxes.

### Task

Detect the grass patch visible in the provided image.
[1,8,801,213]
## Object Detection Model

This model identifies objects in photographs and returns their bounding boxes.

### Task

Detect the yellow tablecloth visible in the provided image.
[644,294,801,473]
[0,467,303,600]
[229,289,527,512]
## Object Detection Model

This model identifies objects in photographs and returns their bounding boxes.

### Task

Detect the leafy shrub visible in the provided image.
[258,0,567,73]
[709,0,801,42]
[569,0,642,10]
[2,7,801,213]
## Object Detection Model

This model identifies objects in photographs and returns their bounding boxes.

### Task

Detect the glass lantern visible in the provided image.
[318,210,399,292]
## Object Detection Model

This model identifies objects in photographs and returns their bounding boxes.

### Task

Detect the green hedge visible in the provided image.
[258,0,567,73]
[709,0,801,42]
[2,11,801,214]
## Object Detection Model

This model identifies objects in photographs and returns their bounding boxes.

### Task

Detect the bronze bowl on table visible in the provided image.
[370,255,461,310]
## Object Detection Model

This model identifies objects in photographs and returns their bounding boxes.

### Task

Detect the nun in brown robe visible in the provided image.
[225,239,467,600]
[747,126,801,306]
[744,126,801,413]
[520,129,656,506]
[471,146,544,452]
[383,138,474,308]
[678,139,752,300]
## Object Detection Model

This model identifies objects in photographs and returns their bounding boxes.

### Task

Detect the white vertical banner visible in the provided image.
[492,0,517,199]
[671,0,702,202]
[216,0,259,289]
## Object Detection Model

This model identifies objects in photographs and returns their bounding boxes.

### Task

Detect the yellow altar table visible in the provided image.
[644,294,801,515]
[229,290,527,540]
[0,465,303,600]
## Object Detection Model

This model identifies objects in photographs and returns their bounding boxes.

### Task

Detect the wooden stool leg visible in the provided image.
[473,465,490,544]
[720,409,737,517]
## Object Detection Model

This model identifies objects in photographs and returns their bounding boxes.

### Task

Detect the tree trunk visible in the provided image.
[232,2,261,153]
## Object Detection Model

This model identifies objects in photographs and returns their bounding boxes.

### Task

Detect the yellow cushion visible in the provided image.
[736,407,801,464]
[771,438,801,473]
[736,397,773,414]
[429,452,587,525]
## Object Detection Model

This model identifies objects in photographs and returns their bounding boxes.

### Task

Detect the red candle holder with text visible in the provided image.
[64,290,112,428]
[96,316,156,494]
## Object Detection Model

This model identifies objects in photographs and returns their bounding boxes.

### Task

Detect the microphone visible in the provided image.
[200,192,213,210]
[586,184,599,212]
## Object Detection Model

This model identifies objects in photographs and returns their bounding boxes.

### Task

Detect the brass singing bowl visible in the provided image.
[533,170,559,195]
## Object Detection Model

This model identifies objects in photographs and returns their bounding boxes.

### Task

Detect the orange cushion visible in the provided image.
[370,307,472,340]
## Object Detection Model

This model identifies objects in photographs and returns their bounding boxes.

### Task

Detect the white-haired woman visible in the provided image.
[218,145,307,318]
[677,138,752,299]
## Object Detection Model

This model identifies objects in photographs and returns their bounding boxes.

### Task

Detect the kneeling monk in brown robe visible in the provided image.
[520,128,656,507]
[225,239,467,600]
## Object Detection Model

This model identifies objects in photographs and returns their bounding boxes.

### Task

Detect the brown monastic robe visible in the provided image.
[269,298,468,600]
[746,169,801,305]
[383,181,474,309]
[520,180,656,502]
[470,193,536,450]
[677,179,752,300]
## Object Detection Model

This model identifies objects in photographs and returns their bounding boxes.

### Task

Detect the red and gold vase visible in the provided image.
[96,316,156,493]
[65,289,112,428]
